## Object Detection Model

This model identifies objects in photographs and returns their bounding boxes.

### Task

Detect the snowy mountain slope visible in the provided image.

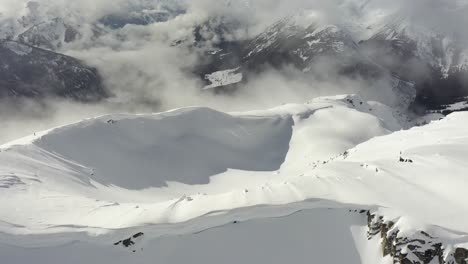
[0,1,464,111]
[240,14,363,72]
[193,2,468,112]
[0,0,186,50]
[0,204,381,264]
[0,95,398,231]
[2,95,468,263]
[350,0,468,109]
[98,3,185,30]
[194,10,417,109]
[0,40,106,100]
[361,19,468,103]
[197,12,369,77]
[310,112,468,232]
[22,107,294,190]
[17,17,80,50]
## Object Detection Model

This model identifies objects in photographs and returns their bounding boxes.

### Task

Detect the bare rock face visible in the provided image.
[99,11,175,29]
[197,16,378,77]
[192,11,467,113]
[360,23,468,111]
[367,211,468,264]
[98,0,185,29]
[240,19,365,74]
[192,14,416,108]
[0,40,107,101]
[454,248,468,264]
[17,18,80,51]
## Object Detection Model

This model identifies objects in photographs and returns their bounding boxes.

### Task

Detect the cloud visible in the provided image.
[0,0,467,143]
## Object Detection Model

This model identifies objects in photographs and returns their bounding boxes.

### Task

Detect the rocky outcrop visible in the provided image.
[360,23,468,112]
[99,11,175,29]
[0,40,107,101]
[367,211,468,264]
[192,11,466,113]
[98,1,185,29]
[17,18,80,51]
[113,232,145,253]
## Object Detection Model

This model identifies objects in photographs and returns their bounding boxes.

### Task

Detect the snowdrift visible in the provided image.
[31,107,293,189]
[1,95,468,263]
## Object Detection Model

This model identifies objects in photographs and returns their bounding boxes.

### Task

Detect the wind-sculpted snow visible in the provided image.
[0,95,394,230]
[33,107,294,189]
[0,202,378,264]
[1,95,468,263]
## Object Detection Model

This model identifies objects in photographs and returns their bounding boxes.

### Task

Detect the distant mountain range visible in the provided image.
[0,0,467,113]
[0,39,105,101]
[191,4,468,113]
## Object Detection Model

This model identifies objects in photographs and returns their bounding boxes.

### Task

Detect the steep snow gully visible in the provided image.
[1,95,468,264]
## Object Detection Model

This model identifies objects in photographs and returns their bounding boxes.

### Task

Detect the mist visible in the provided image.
[0,0,467,143]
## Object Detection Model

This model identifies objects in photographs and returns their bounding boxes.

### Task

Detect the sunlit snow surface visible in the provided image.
[1,95,467,263]
[203,68,243,89]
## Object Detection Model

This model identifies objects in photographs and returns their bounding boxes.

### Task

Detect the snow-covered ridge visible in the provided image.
[1,95,468,263]
[0,95,399,230]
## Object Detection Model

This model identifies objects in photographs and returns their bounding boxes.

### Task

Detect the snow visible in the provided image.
[315,112,468,232]
[1,95,468,263]
[17,18,71,50]
[439,99,468,112]
[331,41,345,52]
[0,205,376,264]
[203,68,243,89]
[456,49,468,71]
[0,95,393,228]
[2,40,33,56]
[30,108,293,189]
[307,39,322,46]
[294,48,309,61]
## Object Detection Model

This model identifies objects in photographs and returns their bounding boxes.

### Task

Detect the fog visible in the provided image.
[0,0,467,143]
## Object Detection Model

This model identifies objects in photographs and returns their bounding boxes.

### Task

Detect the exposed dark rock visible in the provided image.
[114,232,145,249]
[360,25,468,114]
[367,211,467,264]
[0,40,107,101]
[17,18,80,50]
[454,248,468,264]
[132,232,144,239]
[98,4,185,29]
[192,16,416,109]
[399,157,414,163]
[99,12,172,29]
